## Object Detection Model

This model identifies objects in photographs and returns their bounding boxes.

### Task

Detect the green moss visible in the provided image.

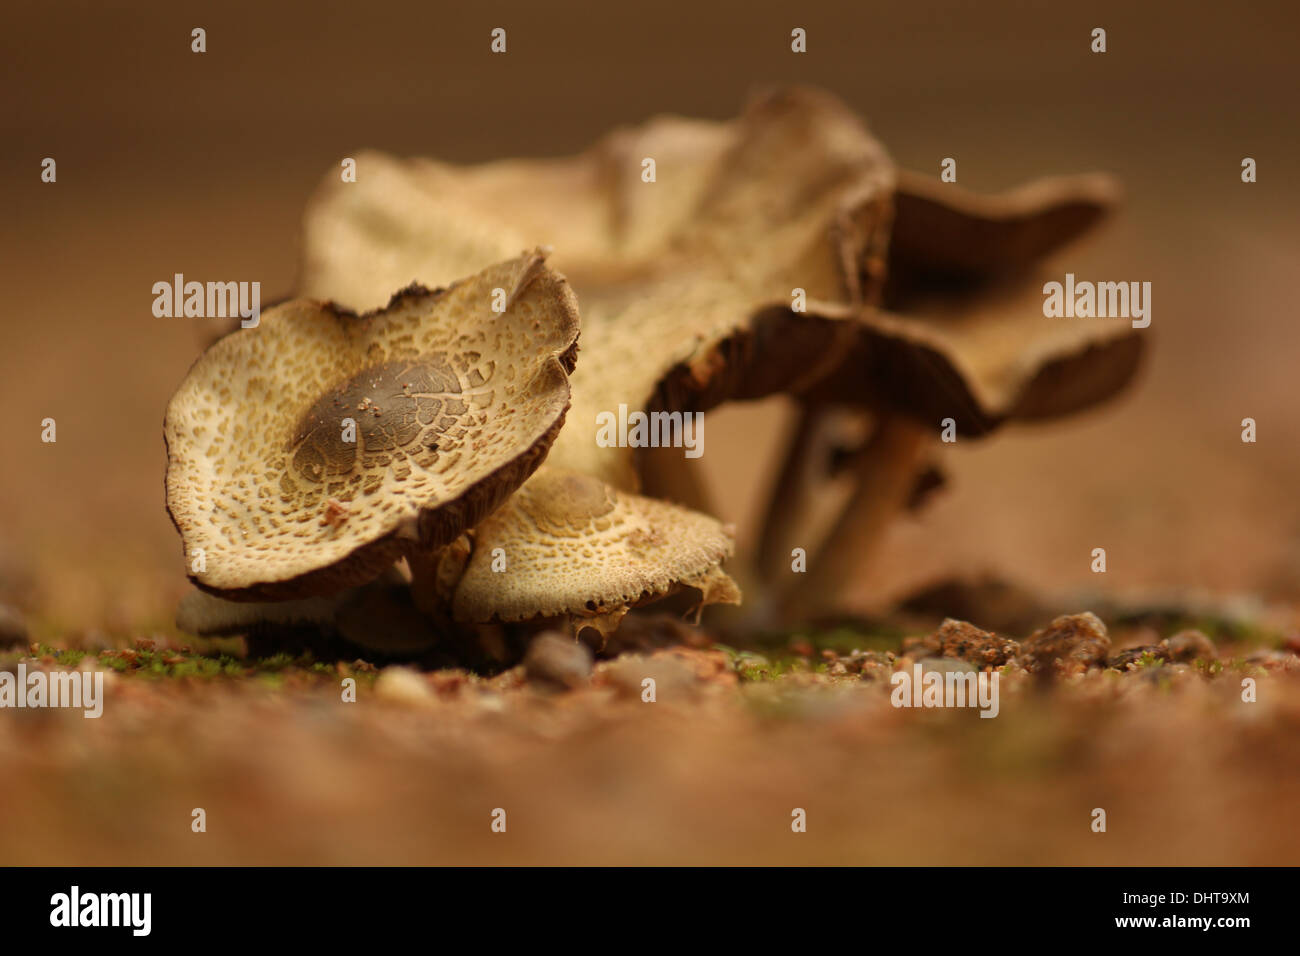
[79,643,341,682]
[22,645,89,668]
[715,645,812,683]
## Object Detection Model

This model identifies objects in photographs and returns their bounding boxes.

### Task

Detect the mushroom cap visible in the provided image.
[301,87,896,490]
[451,467,740,626]
[803,166,1142,434]
[301,88,1142,478]
[808,276,1145,435]
[165,251,580,600]
[885,168,1123,301]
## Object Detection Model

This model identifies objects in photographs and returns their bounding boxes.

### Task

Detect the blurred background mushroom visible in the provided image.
[763,171,1144,621]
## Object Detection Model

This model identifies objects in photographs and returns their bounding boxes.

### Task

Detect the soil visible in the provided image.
[3,609,1298,865]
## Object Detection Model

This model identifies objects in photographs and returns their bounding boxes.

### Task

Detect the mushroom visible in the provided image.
[300,88,893,632]
[764,170,1143,619]
[883,168,1123,301]
[297,86,1144,632]
[448,466,740,639]
[164,250,580,606]
[300,87,894,493]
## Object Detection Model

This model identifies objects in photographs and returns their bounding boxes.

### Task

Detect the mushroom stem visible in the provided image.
[404,547,444,619]
[402,538,469,625]
[755,402,828,589]
[779,415,931,623]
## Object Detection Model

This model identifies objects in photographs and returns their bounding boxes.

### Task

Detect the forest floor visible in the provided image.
[4,598,1299,866]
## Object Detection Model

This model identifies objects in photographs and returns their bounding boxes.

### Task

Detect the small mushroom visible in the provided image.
[164,250,580,602]
[448,467,740,638]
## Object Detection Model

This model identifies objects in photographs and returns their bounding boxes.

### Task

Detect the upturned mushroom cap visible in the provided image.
[809,276,1144,435]
[805,166,1142,434]
[301,89,1141,478]
[301,87,896,490]
[885,168,1123,300]
[451,467,740,632]
[164,250,579,600]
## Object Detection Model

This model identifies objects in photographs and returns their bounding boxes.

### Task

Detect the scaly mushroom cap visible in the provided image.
[451,467,740,631]
[301,87,896,490]
[302,88,1142,472]
[165,251,580,600]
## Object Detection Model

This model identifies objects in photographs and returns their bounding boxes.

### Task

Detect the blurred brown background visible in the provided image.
[3,0,1298,634]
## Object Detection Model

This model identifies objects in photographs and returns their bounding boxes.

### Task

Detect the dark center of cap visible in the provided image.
[287,356,468,486]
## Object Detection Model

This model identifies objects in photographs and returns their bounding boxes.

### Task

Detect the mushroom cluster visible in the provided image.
[165,86,1143,658]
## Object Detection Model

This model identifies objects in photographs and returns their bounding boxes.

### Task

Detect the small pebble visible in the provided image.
[1163,629,1217,662]
[1019,612,1111,674]
[374,666,435,704]
[1109,645,1168,669]
[524,632,593,692]
[933,618,1020,667]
